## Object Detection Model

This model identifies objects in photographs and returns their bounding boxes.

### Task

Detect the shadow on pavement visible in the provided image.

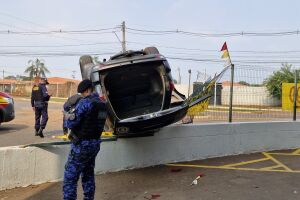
[24,183,63,200]
[0,124,28,135]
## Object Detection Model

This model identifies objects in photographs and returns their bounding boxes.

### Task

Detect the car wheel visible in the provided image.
[144,47,159,55]
[79,55,93,67]
[79,55,94,80]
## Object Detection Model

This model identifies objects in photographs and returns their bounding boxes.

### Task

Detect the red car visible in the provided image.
[0,92,15,123]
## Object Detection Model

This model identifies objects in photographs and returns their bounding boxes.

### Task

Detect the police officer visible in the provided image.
[31,76,51,138]
[63,79,107,200]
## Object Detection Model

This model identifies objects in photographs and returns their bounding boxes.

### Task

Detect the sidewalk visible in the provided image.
[1,151,300,200]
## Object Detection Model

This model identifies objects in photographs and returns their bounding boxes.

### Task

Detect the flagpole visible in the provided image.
[220,42,234,122]
[229,62,234,123]
[227,48,234,123]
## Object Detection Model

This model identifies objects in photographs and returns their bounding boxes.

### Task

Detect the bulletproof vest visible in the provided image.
[32,85,44,102]
[76,97,107,140]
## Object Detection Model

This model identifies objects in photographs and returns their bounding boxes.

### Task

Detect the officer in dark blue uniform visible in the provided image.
[31,76,51,138]
[63,79,107,200]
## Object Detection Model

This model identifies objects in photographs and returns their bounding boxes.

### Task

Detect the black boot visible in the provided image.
[38,128,44,138]
[35,129,39,136]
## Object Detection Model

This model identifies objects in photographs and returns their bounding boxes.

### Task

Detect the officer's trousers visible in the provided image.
[63,139,101,200]
[34,103,48,131]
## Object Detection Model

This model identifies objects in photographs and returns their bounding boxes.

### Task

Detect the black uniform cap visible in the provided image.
[77,79,93,93]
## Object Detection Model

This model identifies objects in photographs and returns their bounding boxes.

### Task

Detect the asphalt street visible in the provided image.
[0,98,64,147]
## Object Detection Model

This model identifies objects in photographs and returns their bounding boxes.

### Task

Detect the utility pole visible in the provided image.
[177,67,181,84]
[121,21,126,52]
[2,70,4,80]
[188,69,191,98]
[71,70,76,79]
[228,64,234,123]
[293,70,298,121]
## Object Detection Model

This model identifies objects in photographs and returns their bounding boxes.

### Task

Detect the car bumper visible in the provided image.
[1,103,15,122]
[114,106,188,136]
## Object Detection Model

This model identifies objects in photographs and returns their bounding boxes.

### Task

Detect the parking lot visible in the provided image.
[1,149,300,200]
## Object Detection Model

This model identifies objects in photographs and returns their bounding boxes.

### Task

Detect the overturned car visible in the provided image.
[79,47,227,137]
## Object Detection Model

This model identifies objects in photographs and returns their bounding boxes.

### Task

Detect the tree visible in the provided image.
[24,58,50,79]
[264,63,299,99]
[238,81,250,86]
[93,56,101,64]
[17,75,31,81]
[4,75,16,80]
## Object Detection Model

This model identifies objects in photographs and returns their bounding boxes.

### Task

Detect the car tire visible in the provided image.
[79,55,94,68]
[144,47,159,55]
[79,55,94,80]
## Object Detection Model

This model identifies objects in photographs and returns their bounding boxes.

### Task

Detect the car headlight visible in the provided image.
[3,97,13,104]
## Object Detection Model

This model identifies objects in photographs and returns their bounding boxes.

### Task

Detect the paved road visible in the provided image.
[0,98,64,147]
[1,150,300,200]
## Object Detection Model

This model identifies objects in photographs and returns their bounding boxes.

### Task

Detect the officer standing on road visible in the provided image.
[31,76,51,138]
[63,79,107,200]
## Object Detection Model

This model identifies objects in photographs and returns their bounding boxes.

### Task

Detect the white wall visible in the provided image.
[1,122,300,190]
[174,84,193,97]
[222,86,280,106]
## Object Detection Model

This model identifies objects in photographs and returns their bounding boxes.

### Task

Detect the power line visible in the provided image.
[126,27,300,37]
[166,56,300,64]
[0,52,117,57]
[0,28,119,35]
[165,53,300,59]
[0,12,117,43]
[1,25,299,37]
[0,41,119,48]
[127,41,300,54]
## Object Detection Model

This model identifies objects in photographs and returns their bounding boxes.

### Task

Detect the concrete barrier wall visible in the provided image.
[222,86,281,106]
[1,121,300,190]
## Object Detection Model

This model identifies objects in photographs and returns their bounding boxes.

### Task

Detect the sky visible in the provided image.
[0,0,300,83]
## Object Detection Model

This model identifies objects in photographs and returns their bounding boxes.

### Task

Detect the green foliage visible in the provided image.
[18,75,31,81]
[24,58,50,79]
[264,63,299,99]
[238,81,262,87]
[250,84,262,87]
[4,75,16,80]
[238,81,250,86]
[93,56,101,64]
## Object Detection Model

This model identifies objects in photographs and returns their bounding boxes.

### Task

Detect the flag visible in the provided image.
[221,50,229,59]
[220,42,230,59]
[220,42,228,51]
